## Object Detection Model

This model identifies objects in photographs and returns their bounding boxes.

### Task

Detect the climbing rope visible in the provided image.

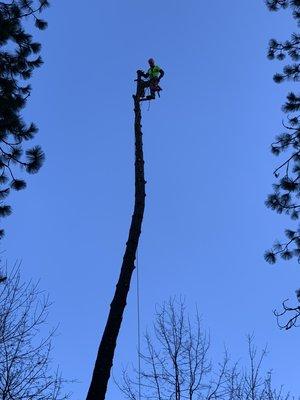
[143,87,151,111]
[136,248,142,400]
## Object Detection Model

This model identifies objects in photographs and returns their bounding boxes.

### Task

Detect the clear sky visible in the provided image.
[4,1,300,399]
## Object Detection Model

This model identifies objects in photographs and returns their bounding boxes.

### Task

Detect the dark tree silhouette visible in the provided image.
[117,299,291,400]
[264,0,300,327]
[0,264,66,400]
[273,297,300,329]
[86,74,147,400]
[0,0,48,237]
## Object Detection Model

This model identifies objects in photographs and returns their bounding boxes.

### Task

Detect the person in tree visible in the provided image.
[138,58,165,100]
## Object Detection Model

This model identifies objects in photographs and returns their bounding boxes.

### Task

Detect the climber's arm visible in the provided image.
[159,68,165,80]
[137,69,149,78]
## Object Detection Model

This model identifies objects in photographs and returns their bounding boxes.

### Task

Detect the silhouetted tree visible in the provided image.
[86,75,146,400]
[0,0,48,237]
[117,299,290,400]
[0,264,66,400]
[263,1,300,327]
[273,296,300,329]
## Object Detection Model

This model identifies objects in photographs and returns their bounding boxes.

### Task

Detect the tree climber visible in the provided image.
[137,58,165,101]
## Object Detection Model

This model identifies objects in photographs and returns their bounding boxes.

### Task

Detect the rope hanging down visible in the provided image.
[136,248,141,400]
[86,68,146,400]
[134,57,165,398]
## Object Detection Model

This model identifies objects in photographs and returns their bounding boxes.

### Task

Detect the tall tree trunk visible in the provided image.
[86,75,146,400]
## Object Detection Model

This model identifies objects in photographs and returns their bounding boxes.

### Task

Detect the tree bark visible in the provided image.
[86,75,146,400]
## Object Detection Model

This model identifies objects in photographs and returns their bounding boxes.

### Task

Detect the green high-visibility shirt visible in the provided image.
[148,65,161,79]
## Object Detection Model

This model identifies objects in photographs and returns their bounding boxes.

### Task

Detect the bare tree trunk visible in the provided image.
[86,75,146,400]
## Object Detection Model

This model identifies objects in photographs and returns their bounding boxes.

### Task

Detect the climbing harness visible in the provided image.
[136,69,163,102]
[150,80,162,98]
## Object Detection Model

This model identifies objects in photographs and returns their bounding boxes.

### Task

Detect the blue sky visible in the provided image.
[4,1,300,399]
